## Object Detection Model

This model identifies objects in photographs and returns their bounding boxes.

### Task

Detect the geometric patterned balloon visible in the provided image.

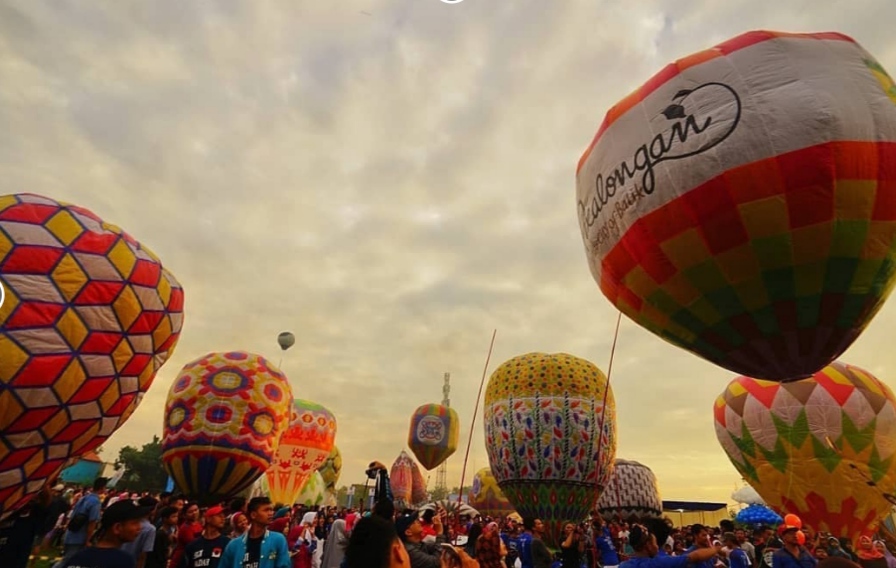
[714,361,896,539]
[484,352,617,548]
[0,193,184,521]
[576,31,896,382]
[408,404,459,470]
[296,470,326,507]
[265,399,336,507]
[316,445,342,493]
[468,468,515,518]
[595,459,663,522]
[161,352,292,503]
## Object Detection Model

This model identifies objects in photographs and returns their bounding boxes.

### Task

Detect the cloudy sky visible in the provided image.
[3,0,896,506]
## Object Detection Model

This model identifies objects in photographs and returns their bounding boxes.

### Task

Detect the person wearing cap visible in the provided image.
[772,522,816,568]
[620,524,721,568]
[121,497,159,568]
[393,509,447,568]
[179,505,230,568]
[218,496,290,568]
[60,500,149,568]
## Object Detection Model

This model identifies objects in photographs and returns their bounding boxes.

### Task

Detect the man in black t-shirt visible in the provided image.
[63,500,151,568]
[180,505,230,568]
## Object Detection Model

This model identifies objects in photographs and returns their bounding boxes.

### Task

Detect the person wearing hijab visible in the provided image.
[476,522,505,568]
[229,513,248,539]
[320,519,348,568]
[872,542,896,568]
[857,537,888,568]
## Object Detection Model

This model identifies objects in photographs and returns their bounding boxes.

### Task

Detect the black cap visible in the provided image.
[394,511,419,542]
[101,500,151,528]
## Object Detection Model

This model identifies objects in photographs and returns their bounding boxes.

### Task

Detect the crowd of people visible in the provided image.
[3,469,896,568]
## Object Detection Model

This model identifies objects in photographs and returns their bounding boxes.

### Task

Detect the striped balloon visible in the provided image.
[161,352,292,502]
[714,361,896,539]
[390,451,414,508]
[408,404,459,470]
[576,30,896,382]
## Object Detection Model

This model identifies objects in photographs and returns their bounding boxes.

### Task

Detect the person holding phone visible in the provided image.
[394,509,447,568]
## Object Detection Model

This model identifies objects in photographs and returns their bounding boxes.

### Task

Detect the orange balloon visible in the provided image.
[797,531,806,546]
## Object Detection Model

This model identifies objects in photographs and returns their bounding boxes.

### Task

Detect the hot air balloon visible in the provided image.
[390,451,414,508]
[468,468,516,518]
[410,459,428,506]
[316,446,342,494]
[0,193,184,520]
[576,30,896,382]
[265,399,336,506]
[595,459,663,522]
[296,471,326,507]
[408,404,459,470]
[484,352,617,547]
[161,352,292,502]
[714,361,896,539]
[277,332,295,351]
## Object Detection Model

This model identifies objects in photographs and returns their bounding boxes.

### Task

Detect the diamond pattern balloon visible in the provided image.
[0,193,184,521]
[576,30,896,381]
[714,361,896,538]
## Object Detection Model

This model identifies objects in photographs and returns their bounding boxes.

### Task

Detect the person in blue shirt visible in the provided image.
[218,497,290,568]
[619,524,720,568]
[771,524,816,568]
[684,525,717,568]
[593,517,621,567]
[723,533,751,568]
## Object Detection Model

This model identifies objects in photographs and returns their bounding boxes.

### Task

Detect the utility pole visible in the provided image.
[435,372,450,496]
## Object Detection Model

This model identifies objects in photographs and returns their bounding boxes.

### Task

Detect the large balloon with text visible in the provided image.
[265,399,336,507]
[595,458,663,522]
[408,403,459,470]
[0,193,184,521]
[161,352,292,503]
[484,352,616,548]
[714,361,896,538]
[576,30,896,382]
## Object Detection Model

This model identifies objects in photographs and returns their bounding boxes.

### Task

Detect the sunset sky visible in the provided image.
[3,0,896,506]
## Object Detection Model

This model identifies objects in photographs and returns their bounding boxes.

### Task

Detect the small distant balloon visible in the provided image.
[277,332,295,351]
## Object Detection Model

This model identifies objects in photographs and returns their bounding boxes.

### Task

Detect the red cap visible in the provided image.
[205,506,225,518]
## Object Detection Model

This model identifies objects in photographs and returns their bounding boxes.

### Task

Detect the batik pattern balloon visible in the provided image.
[265,399,336,507]
[714,362,896,538]
[162,352,292,502]
[0,193,184,520]
[484,352,616,547]
[390,451,414,508]
[596,459,663,521]
[576,30,896,382]
[316,445,342,493]
[468,468,515,518]
[408,404,459,470]
[296,471,326,507]
[410,459,428,505]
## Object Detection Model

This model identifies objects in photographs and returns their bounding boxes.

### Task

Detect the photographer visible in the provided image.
[560,523,586,568]
[395,508,448,568]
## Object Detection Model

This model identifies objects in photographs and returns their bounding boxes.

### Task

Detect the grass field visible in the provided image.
[29,544,62,568]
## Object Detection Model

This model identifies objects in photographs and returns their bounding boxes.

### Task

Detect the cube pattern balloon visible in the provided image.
[714,361,896,538]
[596,459,663,521]
[408,403,459,470]
[484,352,616,547]
[577,30,896,381]
[0,193,184,520]
[162,352,292,502]
[265,399,336,507]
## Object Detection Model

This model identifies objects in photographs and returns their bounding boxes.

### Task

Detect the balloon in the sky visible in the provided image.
[410,459,428,506]
[390,451,415,508]
[468,468,516,518]
[576,30,896,382]
[265,399,336,506]
[595,459,663,521]
[714,362,896,538]
[484,352,617,547]
[0,193,184,520]
[296,470,326,507]
[162,352,292,502]
[408,404,459,470]
[277,332,295,351]
[316,446,342,493]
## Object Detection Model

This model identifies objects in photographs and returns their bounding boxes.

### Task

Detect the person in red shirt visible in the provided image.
[168,502,203,568]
